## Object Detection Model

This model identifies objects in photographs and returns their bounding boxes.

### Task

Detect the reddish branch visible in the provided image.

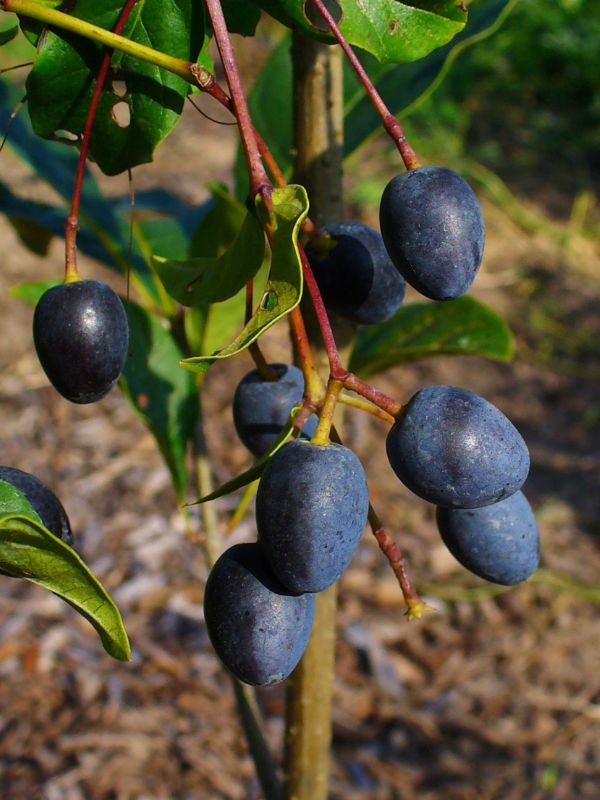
[308,0,420,171]
[368,507,433,619]
[65,0,141,280]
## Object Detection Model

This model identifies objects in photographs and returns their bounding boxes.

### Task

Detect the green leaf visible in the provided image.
[0,485,130,661]
[189,183,248,258]
[153,210,266,306]
[10,279,60,305]
[26,0,205,175]
[181,185,309,375]
[0,480,43,523]
[189,413,299,505]
[119,301,199,503]
[254,0,465,63]
[0,25,19,46]
[221,0,261,36]
[349,297,515,377]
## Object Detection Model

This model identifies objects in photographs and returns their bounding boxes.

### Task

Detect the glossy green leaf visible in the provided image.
[0,25,19,45]
[0,481,43,523]
[182,188,263,358]
[26,0,205,175]
[153,210,265,306]
[181,185,308,375]
[0,485,130,661]
[349,297,515,377]
[189,413,299,505]
[119,301,199,503]
[254,0,465,63]
[236,0,513,194]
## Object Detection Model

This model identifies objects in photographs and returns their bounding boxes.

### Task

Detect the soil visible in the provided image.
[0,60,599,800]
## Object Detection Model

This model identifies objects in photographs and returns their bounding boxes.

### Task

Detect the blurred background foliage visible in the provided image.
[405,0,599,194]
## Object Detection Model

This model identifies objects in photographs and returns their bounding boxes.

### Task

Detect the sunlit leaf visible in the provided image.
[0,484,130,661]
[349,296,515,377]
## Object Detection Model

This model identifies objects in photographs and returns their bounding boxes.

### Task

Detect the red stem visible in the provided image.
[203,0,272,205]
[342,373,404,419]
[367,506,430,617]
[309,0,420,171]
[299,246,342,373]
[65,0,140,280]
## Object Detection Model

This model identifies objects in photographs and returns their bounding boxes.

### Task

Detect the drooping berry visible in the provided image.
[204,543,315,686]
[232,363,317,458]
[436,491,540,585]
[255,439,369,593]
[305,222,406,325]
[33,279,129,404]
[386,385,529,509]
[379,166,485,300]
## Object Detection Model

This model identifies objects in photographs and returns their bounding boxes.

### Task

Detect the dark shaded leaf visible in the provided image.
[154,210,265,306]
[119,301,199,502]
[221,1,261,36]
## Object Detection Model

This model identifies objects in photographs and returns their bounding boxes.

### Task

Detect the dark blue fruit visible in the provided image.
[33,279,129,404]
[0,466,72,544]
[233,363,317,458]
[379,166,485,300]
[304,222,406,324]
[255,439,369,593]
[436,491,540,585]
[203,543,315,686]
[386,385,529,509]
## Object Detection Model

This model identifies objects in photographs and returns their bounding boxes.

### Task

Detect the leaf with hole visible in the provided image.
[0,484,130,661]
[26,0,205,175]
[349,297,515,377]
[181,185,308,375]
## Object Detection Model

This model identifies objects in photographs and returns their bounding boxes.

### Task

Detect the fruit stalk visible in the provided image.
[64,0,140,280]
[367,506,433,619]
[308,0,420,170]
[310,378,343,445]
